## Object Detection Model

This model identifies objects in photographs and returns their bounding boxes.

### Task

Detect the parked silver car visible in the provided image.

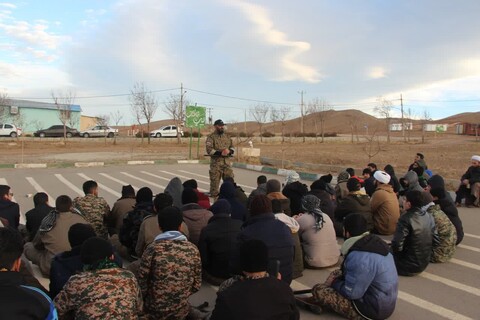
[0,123,22,137]
[80,125,118,138]
[150,125,184,138]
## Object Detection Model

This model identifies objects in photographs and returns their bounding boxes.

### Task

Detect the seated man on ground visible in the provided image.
[198,199,242,285]
[73,180,110,239]
[298,213,398,320]
[266,179,292,216]
[455,155,480,207]
[430,186,464,245]
[138,206,201,319]
[0,227,58,319]
[230,195,294,284]
[211,239,299,320]
[219,181,247,222]
[334,178,373,237]
[49,223,97,298]
[106,185,136,235]
[370,170,400,235]
[420,192,457,263]
[183,179,211,209]
[0,184,20,229]
[247,175,267,211]
[295,195,339,269]
[24,195,89,276]
[25,192,54,241]
[181,188,213,246]
[54,237,142,319]
[282,170,308,215]
[391,190,439,276]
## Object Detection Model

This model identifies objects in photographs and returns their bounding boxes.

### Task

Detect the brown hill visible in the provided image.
[438,112,480,124]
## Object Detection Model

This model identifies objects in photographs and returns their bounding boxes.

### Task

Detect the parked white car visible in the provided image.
[150,125,184,138]
[0,123,22,137]
[80,125,118,138]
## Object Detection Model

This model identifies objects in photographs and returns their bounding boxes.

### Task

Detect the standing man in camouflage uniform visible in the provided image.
[206,119,235,198]
[54,237,142,319]
[138,206,201,319]
[73,180,110,239]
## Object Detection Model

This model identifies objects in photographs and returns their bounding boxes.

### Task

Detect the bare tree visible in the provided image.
[0,91,9,122]
[130,82,158,144]
[278,106,290,143]
[362,126,382,162]
[420,109,431,144]
[96,114,110,145]
[374,96,393,143]
[405,107,414,142]
[110,109,123,145]
[250,104,269,142]
[270,106,284,135]
[164,93,188,144]
[52,90,76,142]
[306,98,332,143]
[346,115,360,143]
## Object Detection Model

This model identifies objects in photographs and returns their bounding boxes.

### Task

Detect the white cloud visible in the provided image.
[218,0,320,82]
[368,66,388,79]
[0,3,16,9]
[0,20,67,49]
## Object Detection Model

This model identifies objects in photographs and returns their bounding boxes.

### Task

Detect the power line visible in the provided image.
[10,88,179,100]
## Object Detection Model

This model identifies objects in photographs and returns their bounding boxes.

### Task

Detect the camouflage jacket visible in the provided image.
[54,267,143,319]
[73,194,110,238]
[138,235,202,319]
[428,204,457,263]
[206,132,233,160]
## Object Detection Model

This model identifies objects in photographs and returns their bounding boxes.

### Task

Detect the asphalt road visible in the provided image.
[1,163,479,319]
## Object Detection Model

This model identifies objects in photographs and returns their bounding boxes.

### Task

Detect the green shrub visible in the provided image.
[261,131,275,137]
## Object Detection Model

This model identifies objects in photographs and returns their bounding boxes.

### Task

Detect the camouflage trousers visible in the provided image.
[312,269,364,320]
[209,159,234,197]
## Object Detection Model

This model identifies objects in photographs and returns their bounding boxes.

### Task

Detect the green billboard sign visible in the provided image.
[185,105,206,128]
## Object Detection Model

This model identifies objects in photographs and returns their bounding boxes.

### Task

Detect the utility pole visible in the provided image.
[400,94,405,142]
[244,109,247,133]
[299,90,305,142]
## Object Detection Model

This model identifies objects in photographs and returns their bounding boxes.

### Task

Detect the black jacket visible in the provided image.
[461,165,480,184]
[25,204,54,241]
[0,199,20,229]
[282,182,308,215]
[391,207,439,276]
[198,214,242,279]
[0,271,55,319]
[435,197,464,245]
[230,213,294,284]
[210,276,299,320]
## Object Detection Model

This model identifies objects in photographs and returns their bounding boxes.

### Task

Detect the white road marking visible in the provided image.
[140,171,171,182]
[457,244,480,253]
[450,258,480,271]
[54,174,83,196]
[98,173,140,191]
[420,272,480,297]
[120,172,166,190]
[158,170,210,191]
[25,177,55,204]
[464,233,480,240]
[397,291,472,320]
[179,169,255,190]
[77,173,121,198]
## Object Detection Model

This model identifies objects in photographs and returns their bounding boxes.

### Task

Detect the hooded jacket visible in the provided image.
[370,184,400,235]
[334,192,373,233]
[391,207,439,276]
[434,197,463,245]
[219,182,247,222]
[181,203,213,246]
[428,175,455,204]
[402,170,424,193]
[0,199,20,229]
[332,233,398,320]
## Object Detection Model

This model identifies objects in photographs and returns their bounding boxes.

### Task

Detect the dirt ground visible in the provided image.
[0,133,478,182]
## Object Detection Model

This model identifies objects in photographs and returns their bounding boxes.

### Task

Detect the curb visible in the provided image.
[178,160,199,164]
[127,160,155,165]
[14,163,47,169]
[74,162,105,167]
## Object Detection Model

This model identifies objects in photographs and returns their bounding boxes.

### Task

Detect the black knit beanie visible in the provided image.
[240,239,269,273]
[136,187,153,203]
[81,237,114,265]
[68,223,96,248]
[210,199,231,215]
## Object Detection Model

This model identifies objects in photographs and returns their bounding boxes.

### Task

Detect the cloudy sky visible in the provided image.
[1,0,480,125]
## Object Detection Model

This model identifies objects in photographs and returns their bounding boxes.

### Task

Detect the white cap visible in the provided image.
[472,155,480,162]
[285,171,300,184]
[374,170,391,184]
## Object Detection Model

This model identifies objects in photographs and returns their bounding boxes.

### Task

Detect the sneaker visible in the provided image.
[295,296,323,314]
